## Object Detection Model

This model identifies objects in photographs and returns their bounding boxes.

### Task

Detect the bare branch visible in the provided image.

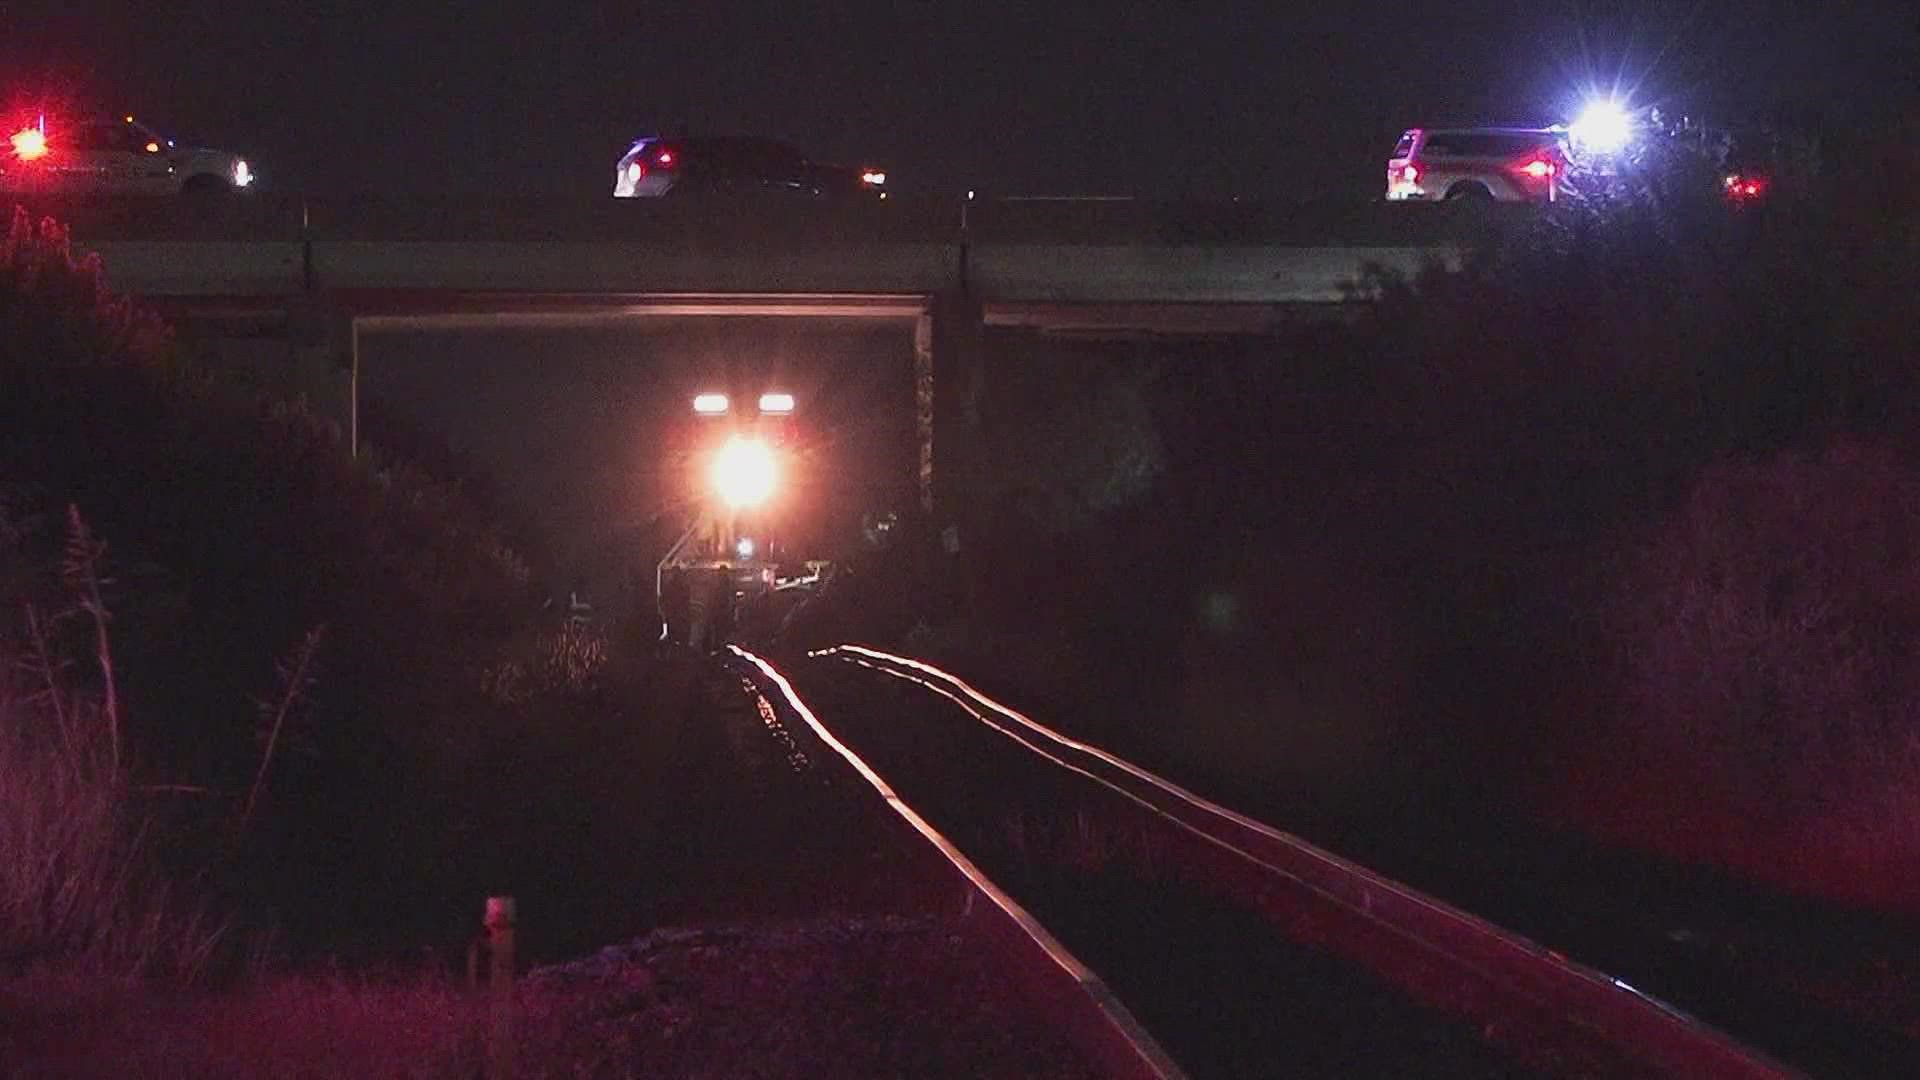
[60,506,120,773]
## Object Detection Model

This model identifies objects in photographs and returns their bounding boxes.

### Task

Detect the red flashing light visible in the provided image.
[1517,157,1556,180]
[655,148,674,166]
[10,126,48,161]
[1400,163,1419,183]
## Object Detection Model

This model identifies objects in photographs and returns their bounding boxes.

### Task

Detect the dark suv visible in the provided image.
[613,135,885,199]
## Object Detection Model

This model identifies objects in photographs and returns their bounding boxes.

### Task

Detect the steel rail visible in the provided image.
[822,644,1796,1079]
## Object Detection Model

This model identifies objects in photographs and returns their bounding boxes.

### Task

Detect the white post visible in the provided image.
[485,896,516,1080]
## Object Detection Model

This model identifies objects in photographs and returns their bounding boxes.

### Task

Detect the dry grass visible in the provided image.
[477,621,610,706]
[0,686,228,981]
[2,914,1108,1080]
[0,967,491,1079]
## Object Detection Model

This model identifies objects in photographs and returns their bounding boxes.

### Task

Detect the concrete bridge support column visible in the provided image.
[915,289,985,529]
[915,288,986,626]
[288,295,359,452]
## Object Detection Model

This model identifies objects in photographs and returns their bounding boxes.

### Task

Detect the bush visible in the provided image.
[920,122,1920,905]
[1332,123,1920,750]
[1567,440,1920,906]
[478,621,612,706]
[1,206,548,956]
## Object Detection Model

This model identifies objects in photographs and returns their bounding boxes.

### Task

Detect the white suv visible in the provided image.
[1384,127,1568,204]
[3,115,254,196]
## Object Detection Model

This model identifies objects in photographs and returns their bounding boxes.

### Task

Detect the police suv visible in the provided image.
[3,114,255,196]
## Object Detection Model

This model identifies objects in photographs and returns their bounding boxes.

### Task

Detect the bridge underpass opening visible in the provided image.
[356,315,919,621]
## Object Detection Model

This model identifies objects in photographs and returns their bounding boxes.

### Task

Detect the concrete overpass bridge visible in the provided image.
[21,192,1491,511]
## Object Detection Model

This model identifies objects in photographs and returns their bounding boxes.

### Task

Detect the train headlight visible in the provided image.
[712,435,777,508]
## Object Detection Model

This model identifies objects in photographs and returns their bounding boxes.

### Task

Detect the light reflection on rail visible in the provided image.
[814,643,1794,1080]
[727,644,1188,1080]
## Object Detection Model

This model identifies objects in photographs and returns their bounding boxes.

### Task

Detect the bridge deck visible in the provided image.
[10,193,1502,305]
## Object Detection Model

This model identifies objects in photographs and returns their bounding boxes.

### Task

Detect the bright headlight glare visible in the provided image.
[1570,100,1633,153]
[712,435,777,508]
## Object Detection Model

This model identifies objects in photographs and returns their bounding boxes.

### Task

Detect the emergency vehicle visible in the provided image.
[3,113,254,196]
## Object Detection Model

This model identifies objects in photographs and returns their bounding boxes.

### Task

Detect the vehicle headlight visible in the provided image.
[1569,100,1633,154]
[232,159,253,187]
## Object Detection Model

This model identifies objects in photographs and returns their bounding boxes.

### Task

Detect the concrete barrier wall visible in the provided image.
[81,239,1446,305]
[87,241,305,295]
[18,192,1508,246]
[16,192,1493,304]
[971,245,1446,303]
[311,240,957,293]
[962,197,1503,245]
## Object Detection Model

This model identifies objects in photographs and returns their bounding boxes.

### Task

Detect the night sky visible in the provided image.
[3,2,1914,198]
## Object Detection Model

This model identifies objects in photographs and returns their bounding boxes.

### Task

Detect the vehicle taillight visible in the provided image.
[652,146,677,168]
[1515,156,1556,180]
[1724,174,1768,201]
[1398,163,1419,183]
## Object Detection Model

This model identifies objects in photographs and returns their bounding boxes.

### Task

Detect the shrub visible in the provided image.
[478,621,611,706]
[922,121,1920,892]
[1,207,546,955]
[1570,439,1920,905]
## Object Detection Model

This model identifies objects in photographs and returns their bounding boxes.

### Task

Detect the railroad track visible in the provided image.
[724,644,1794,1079]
